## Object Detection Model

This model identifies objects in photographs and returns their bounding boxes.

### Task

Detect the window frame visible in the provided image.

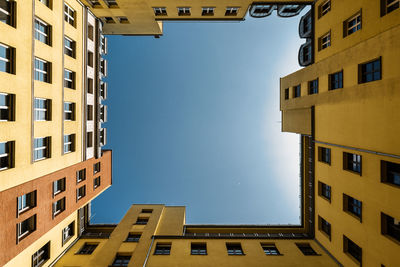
[318,216,331,240]
[17,191,37,215]
[261,243,281,256]
[93,176,101,189]
[64,3,75,27]
[202,7,215,16]
[93,162,101,174]
[63,134,75,153]
[64,102,75,121]
[0,42,14,74]
[318,181,331,202]
[318,146,331,164]
[153,7,167,16]
[32,241,50,267]
[308,79,319,95]
[343,152,362,175]
[358,57,382,84]
[111,255,131,266]
[53,197,66,217]
[0,92,15,121]
[343,194,362,221]
[0,0,15,27]
[77,169,86,183]
[125,233,141,242]
[64,36,75,58]
[293,84,301,98]
[0,141,14,171]
[381,0,400,16]
[34,57,51,83]
[62,221,75,246]
[296,243,319,256]
[191,243,207,255]
[135,217,148,225]
[34,98,51,121]
[344,11,362,37]
[77,242,98,254]
[33,137,51,161]
[76,185,86,201]
[381,212,400,243]
[318,31,331,51]
[343,235,362,265]
[328,70,343,90]
[154,243,171,255]
[318,0,331,18]
[381,160,400,187]
[226,243,244,255]
[34,17,51,45]
[17,215,36,241]
[64,69,75,89]
[225,7,239,16]
[53,177,66,196]
[177,7,191,16]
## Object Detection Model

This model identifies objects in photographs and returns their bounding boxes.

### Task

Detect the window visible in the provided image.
[177,7,190,16]
[100,81,107,98]
[111,255,131,266]
[88,24,94,41]
[318,146,331,164]
[64,3,75,26]
[154,243,171,255]
[261,243,280,255]
[0,93,14,121]
[53,197,66,217]
[87,105,93,121]
[191,243,207,255]
[32,241,50,267]
[118,17,129,23]
[141,209,153,213]
[359,58,381,83]
[0,43,14,73]
[318,181,331,201]
[318,32,331,50]
[77,185,86,201]
[343,194,362,220]
[77,169,86,183]
[88,0,101,7]
[308,79,319,95]
[226,243,244,255]
[105,0,118,8]
[202,7,215,16]
[62,222,74,245]
[87,132,93,148]
[64,69,75,89]
[88,51,94,67]
[64,102,75,121]
[93,176,101,189]
[100,35,107,54]
[329,71,343,90]
[100,58,107,76]
[344,12,361,37]
[381,160,400,186]
[135,217,148,225]
[293,85,301,98]
[78,243,98,254]
[34,18,51,45]
[318,0,331,18]
[64,37,75,58]
[34,137,50,161]
[343,236,362,264]
[53,177,66,196]
[296,243,318,255]
[318,216,331,239]
[63,134,75,153]
[125,233,141,242]
[34,98,51,121]
[381,212,400,243]
[34,58,51,83]
[0,0,14,26]
[93,162,101,174]
[381,0,399,16]
[88,78,94,94]
[38,0,51,8]
[103,17,115,23]
[0,141,14,170]
[226,7,239,16]
[17,215,36,240]
[153,7,167,16]
[284,88,289,100]
[343,152,362,174]
[17,191,36,214]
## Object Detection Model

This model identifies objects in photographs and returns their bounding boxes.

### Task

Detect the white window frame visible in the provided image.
[77,186,85,200]
[32,243,49,267]
[64,69,74,88]
[62,224,71,241]
[0,141,9,170]
[64,3,75,26]
[347,13,361,35]
[18,221,30,238]
[53,198,65,216]
[0,92,10,121]
[34,57,49,82]
[34,137,49,161]
[153,7,166,15]
[34,98,48,121]
[320,32,331,49]
[0,43,10,72]
[321,0,331,16]
[177,7,190,15]
[64,36,74,57]
[0,1,11,24]
[93,176,100,189]
[77,169,86,183]
[53,178,65,196]
[63,134,74,153]
[17,193,34,213]
[34,18,49,44]
[202,7,215,15]
[226,7,239,15]
[64,102,74,121]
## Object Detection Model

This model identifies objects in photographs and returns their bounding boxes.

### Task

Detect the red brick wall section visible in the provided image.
[0,150,112,266]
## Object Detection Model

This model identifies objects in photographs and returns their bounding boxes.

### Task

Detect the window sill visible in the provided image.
[318,160,331,166]
[383,234,400,245]
[344,252,361,266]
[343,169,362,176]
[318,195,331,203]
[345,211,362,223]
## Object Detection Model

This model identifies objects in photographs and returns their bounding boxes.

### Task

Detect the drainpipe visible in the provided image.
[142,236,155,267]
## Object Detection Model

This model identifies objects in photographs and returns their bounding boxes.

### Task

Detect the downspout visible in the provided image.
[142,236,155,267]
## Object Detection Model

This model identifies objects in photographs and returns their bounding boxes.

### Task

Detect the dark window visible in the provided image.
[329,71,343,90]
[93,162,101,174]
[318,216,331,239]
[103,17,115,24]
[87,132,93,148]
[88,78,94,94]
[111,255,131,266]
[0,141,14,170]
[154,243,171,255]
[34,58,51,83]
[64,69,75,89]
[262,243,280,255]
[381,160,400,186]
[202,7,214,16]
[93,176,101,189]
[141,209,153,213]
[318,147,331,164]
[53,177,66,196]
[177,7,190,16]
[225,7,239,16]
[381,0,399,16]
[77,185,86,201]
[226,243,244,255]
[64,36,75,58]
[318,181,331,201]
[34,98,51,121]
[284,88,289,99]
[105,0,118,7]
[343,236,362,264]
[125,233,141,242]
[64,4,75,26]
[78,243,98,254]
[0,93,15,121]
[343,194,362,220]
[0,0,15,27]
[62,221,74,245]
[308,79,318,95]
[343,152,362,174]
[17,191,37,214]
[17,215,36,241]
[359,58,381,83]
[135,218,148,225]
[296,243,318,255]
[293,85,301,98]
[77,169,86,183]
[118,17,129,23]
[53,197,66,217]
[191,243,207,255]
[381,213,400,243]
[32,241,50,267]
[34,137,51,161]
[0,43,15,74]
[63,134,75,153]
[35,18,51,45]
[153,7,167,16]
[64,102,75,121]
[344,12,361,37]
[88,51,93,67]
[319,32,331,50]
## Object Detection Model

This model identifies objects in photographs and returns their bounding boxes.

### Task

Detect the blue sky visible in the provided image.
[92,10,307,225]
